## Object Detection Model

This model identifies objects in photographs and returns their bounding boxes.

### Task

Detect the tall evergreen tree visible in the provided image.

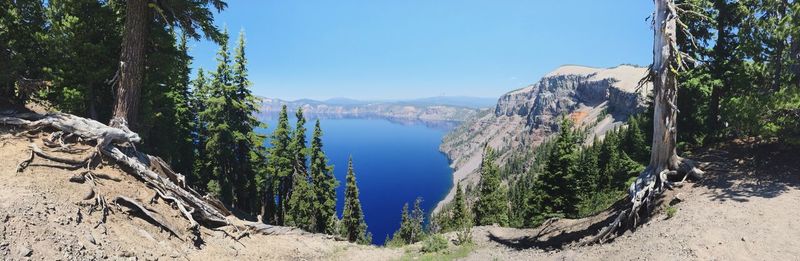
[190,68,212,190]
[111,0,226,128]
[228,30,263,213]
[535,118,579,218]
[341,157,371,244]
[285,108,314,229]
[285,171,315,230]
[310,119,338,233]
[202,29,233,199]
[265,105,294,225]
[201,29,262,212]
[451,183,468,230]
[289,108,308,175]
[473,146,509,226]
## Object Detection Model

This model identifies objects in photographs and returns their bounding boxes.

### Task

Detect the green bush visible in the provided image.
[455,226,472,246]
[665,206,677,219]
[421,234,448,253]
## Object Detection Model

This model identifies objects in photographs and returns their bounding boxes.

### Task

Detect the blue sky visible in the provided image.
[189,0,654,101]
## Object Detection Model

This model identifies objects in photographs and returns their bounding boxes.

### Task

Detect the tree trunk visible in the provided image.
[584,0,704,244]
[111,0,149,129]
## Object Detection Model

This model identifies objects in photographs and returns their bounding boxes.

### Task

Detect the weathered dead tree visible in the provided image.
[583,0,704,245]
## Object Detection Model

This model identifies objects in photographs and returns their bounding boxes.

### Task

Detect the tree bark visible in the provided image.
[111,0,149,129]
[583,0,703,245]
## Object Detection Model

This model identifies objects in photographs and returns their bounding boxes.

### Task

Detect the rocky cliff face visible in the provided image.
[435,65,650,212]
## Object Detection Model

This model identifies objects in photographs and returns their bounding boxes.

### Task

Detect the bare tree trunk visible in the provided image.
[584,0,703,244]
[111,0,149,129]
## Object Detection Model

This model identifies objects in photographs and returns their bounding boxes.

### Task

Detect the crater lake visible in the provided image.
[259,115,455,245]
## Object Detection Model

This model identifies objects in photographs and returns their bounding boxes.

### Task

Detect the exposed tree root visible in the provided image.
[243,222,310,236]
[581,157,705,246]
[16,143,95,172]
[0,112,233,240]
[114,196,184,240]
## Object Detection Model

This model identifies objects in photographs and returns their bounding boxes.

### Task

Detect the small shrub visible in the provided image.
[665,206,677,219]
[421,234,448,253]
[455,226,472,246]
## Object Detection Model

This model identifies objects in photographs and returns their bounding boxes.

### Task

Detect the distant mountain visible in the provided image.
[322,97,369,106]
[400,96,497,109]
[259,96,489,123]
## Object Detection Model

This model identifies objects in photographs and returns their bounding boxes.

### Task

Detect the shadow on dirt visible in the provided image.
[695,141,800,203]
[488,139,799,250]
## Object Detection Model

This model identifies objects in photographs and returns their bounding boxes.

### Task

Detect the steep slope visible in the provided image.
[436,65,651,212]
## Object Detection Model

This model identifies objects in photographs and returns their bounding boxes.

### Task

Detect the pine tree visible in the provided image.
[202,29,234,200]
[289,108,308,175]
[451,183,468,230]
[285,171,315,230]
[266,105,294,225]
[285,108,315,229]
[394,203,411,244]
[473,146,509,226]
[0,0,48,103]
[393,197,425,244]
[200,29,262,212]
[535,117,579,218]
[310,119,338,234]
[622,116,649,164]
[410,198,425,242]
[170,34,197,177]
[341,157,371,244]
[229,30,263,213]
[43,0,119,119]
[190,68,211,190]
[110,0,226,127]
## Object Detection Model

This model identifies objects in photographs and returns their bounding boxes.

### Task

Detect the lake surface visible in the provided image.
[259,115,454,245]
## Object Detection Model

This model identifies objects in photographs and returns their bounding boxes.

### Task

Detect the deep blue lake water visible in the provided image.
[259,115,454,245]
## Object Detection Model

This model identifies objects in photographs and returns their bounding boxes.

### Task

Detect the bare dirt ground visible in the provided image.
[464,139,800,260]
